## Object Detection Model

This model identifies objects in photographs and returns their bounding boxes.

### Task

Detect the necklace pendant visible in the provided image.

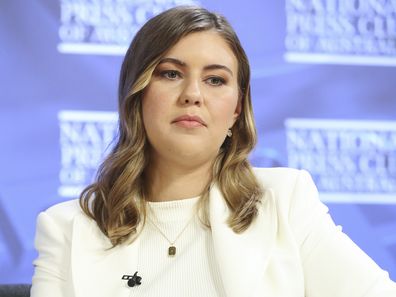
[168,246,176,256]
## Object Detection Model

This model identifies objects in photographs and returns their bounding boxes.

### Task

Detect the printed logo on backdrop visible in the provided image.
[58,110,118,197]
[58,0,200,55]
[286,119,396,203]
[284,0,396,66]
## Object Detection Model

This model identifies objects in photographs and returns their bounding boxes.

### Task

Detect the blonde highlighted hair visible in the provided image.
[80,6,263,246]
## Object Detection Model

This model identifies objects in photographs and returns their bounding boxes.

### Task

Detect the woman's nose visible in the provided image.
[178,79,203,106]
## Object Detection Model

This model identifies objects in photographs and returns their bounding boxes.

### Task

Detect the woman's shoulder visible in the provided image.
[252,167,317,207]
[252,167,304,188]
[39,199,84,228]
[33,199,91,253]
[45,198,82,215]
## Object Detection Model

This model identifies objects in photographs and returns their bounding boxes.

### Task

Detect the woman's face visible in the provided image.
[142,30,240,166]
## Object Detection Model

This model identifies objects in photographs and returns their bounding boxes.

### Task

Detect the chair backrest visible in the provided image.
[0,284,31,297]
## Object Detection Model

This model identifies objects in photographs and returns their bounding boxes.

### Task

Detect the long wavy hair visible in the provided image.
[80,6,263,246]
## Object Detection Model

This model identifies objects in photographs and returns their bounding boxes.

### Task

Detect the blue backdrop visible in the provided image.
[1,0,395,283]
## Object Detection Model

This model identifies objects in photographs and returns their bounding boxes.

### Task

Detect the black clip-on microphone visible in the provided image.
[122,271,142,287]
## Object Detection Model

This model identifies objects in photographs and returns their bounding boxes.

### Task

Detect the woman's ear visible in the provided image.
[232,99,242,125]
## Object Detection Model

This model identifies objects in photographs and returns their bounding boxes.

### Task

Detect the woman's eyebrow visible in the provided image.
[203,64,233,77]
[158,57,233,77]
[158,57,186,67]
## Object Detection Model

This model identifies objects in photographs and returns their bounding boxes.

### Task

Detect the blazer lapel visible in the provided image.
[209,184,278,297]
[71,213,141,297]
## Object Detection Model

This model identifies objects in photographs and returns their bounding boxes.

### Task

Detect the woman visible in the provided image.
[31,6,396,297]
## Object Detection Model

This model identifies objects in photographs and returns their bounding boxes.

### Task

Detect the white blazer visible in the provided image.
[31,168,396,297]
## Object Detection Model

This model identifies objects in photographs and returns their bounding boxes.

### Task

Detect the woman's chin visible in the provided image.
[167,143,218,163]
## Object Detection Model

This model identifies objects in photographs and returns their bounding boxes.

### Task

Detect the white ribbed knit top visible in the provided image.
[132,196,226,297]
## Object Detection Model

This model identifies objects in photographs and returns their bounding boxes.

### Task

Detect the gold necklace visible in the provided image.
[147,204,196,257]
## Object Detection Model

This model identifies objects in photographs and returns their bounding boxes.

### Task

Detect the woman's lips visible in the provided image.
[173,120,205,128]
[172,115,206,128]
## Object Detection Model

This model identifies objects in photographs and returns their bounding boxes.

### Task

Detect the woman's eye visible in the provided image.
[162,70,180,80]
[207,77,225,86]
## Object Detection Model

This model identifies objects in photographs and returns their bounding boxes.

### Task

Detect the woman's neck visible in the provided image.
[144,158,212,202]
